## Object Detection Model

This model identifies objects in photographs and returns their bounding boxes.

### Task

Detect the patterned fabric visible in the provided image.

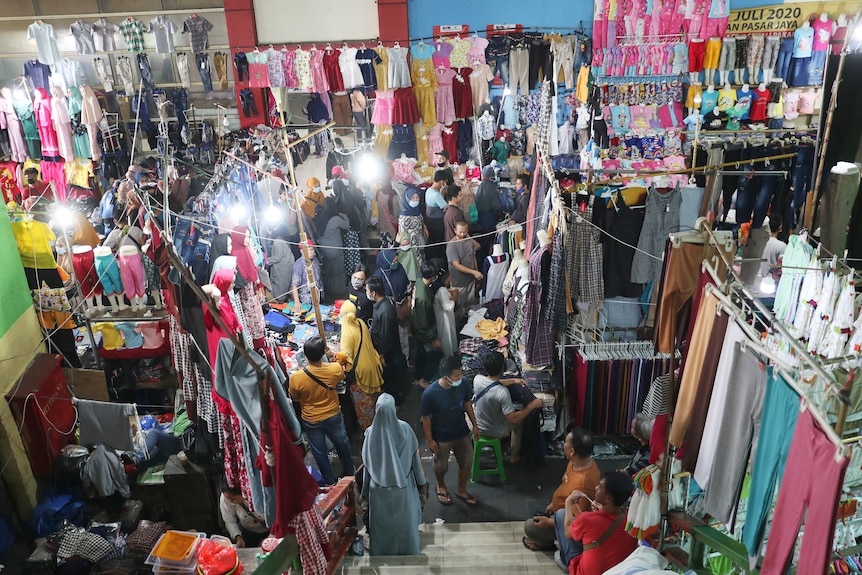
[118,19,145,53]
[535,81,553,154]
[182,16,213,54]
[544,229,569,331]
[398,215,426,253]
[283,50,298,88]
[265,49,285,87]
[630,187,682,284]
[565,196,604,308]
[57,530,116,563]
[126,521,168,552]
[342,229,360,275]
[236,283,265,341]
[504,274,527,373]
[288,510,331,575]
[169,315,195,396]
[351,386,379,430]
[294,49,313,91]
[524,244,554,367]
[222,412,254,507]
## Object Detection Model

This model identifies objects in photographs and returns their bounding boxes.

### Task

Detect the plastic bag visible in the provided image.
[197,539,243,575]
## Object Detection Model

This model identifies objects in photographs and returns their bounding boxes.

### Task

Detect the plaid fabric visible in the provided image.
[535,81,553,154]
[544,228,569,331]
[118,19,145,53]
[169,316,195,401]
[565,195,604,308]
[524,244,555,368]
[57,531,115,563]
[126,521,167,552]
[288,510,331,575]
[182,16,213,54]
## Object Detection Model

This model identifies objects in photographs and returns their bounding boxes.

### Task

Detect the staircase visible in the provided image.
[338,521,563,574]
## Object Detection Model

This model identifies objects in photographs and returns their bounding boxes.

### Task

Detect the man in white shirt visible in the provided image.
[760,216,787,280]
[472,351,542,463]
[219,484,269,547]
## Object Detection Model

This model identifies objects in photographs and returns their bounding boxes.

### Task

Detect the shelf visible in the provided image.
[3,8,225,22]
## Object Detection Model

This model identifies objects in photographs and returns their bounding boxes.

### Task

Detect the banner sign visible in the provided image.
[727,1,862,34]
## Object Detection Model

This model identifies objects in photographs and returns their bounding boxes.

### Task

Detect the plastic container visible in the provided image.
[145,531,205,567]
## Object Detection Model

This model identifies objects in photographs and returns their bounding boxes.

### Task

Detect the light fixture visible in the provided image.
[54,206,76,230]
[356,153,380,181]
[759,274,776,295]
[853,18,862,43]
[264,204,282,224]
[231,204,247,221]
[503,87,512,96]
[222,116,230,128]
[693,94,703,106]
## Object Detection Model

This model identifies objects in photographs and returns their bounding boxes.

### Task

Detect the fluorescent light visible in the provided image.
[264,204,282,223]
[231,204,247,221]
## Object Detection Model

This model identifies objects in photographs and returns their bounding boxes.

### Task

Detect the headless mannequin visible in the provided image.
[118,244,146,313]
[688,81,703,115]
[93,245,127,314]
[703,36,720,88]
[481,243,511,303]
[72,244,105,316]
[689,38,705,83]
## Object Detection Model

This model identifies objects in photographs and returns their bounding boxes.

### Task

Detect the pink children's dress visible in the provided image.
[434,67,456,124]
[371,90,395,125]
[431,41,453,69]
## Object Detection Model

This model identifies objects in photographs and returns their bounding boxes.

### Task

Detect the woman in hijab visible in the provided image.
[230,226,267,352]
[267,234,295,304]
[208,234,234,282]
[361,393,427,555]
[397,187,426,256]
[301,177,327,240]
[372,249,410,302]
[203,268,242,375]
[339,301,383,430]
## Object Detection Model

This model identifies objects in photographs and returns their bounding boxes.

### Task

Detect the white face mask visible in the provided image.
[408,199,420,208]
[351,278,364,290]
[399,245,411,252]
[313,186,321,193]
[449,377,462,387]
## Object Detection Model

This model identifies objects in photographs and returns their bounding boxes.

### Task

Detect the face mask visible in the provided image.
[399,245,410,252]
[437,161,446,167]
[408,199,420,208]
[449,378,463,387]
[351,278,364,290]
[313,186,321,193]
[389,262,399,271]
[26,177,36,185]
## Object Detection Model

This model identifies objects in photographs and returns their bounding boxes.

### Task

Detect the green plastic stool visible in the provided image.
[471,436,507,483]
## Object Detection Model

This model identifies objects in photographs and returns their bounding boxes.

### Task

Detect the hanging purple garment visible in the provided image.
[524,243,554,367]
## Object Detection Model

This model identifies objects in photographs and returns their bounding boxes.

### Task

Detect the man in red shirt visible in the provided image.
[22,167,53,202]
[560,471,637,575]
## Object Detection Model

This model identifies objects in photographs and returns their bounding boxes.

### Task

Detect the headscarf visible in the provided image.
[211,268,241,334]
[208,233,232,279]
[302,177,325,219]
[399,187,422,217]
[362,393,418,488]
[208,255,237,283]
[374,249,409,300]
[50,86,70,124]
[340,300,357,324]
[33,88,52,125]
[230,225,259,285]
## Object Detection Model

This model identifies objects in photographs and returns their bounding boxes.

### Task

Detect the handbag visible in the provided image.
[303,367,346,395]
[343,325,364,385]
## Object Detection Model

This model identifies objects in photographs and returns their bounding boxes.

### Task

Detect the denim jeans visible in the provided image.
[303,413,355,485]
[135,429,183,470]
[171,88,189,129]
[234,52,249,81]
[239,88,258,117]
[736,147,783,228]
[190,230,212,284]
[136,54,154,91]
[554,508,584,568]
[486,55,510,86]
[196,53,213,92]
[774,38,793,80]
[792,144,815,224]
[787,56,810,87]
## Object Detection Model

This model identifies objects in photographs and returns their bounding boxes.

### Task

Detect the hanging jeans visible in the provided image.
[742,370,798,557]
[171,88,189,129]
[196,53,213,92]
[136,54,154,91]
[791,144,815,224]
[239,88,258,117]
[486,54,509,86]
[818,163,862,257]
[759,409,849,574]
[176,52,191,88]
[457,118,473,163]
[774,38,794,80]
[116,56,134,94]
[213,52,228,90]
[734,145,783,228]
[787,56,810,87]
[808,49,827,85]
[94,58,113,92]
[234,52,249,81]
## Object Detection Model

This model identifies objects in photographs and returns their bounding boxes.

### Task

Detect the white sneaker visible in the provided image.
[554,550,567,573]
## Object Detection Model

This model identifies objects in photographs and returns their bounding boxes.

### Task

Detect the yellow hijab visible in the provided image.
[340,301,383,394]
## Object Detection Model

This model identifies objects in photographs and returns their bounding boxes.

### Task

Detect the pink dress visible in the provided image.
[428,123,443,157]
[34,88,59,159]
[431,41,453,68]
[371,90,395,125]
[282,50,298,89]
[50,87,74,161]
[0,96,27,163]
[434,68,456,124]
[309,50,329,93]
[466,36,488,64]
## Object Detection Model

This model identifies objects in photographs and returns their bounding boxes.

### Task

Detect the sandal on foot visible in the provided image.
[436,490,453,505]
[522,536,543,551]
[455,492,478,505]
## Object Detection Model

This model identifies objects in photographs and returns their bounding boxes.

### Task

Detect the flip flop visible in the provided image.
[522,536,543,551]
[455,492,479,505]
[436,490,453,505]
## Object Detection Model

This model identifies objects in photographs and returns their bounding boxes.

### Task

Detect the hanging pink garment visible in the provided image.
[33,88,59,160]
[79,85,102,161]
[309,50,329,93]
[39,160,67,204]
[50,86,74,162]
[0,92,27,163]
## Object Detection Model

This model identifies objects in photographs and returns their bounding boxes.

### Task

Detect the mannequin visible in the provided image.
[809,13,832,85]
[481,243,511,304]
[79,85,103,161]
[687,81,702,116]
[689,38,705,83]
[717,83,736,112]
[798,87,817,115]
[118,241,146,313]
[72,244,106,316]
[700,84,718,115]
[510,123,525,156]
[0,88,27,163]
[833,15,848,56]
[790,21,814,87]
[558,120,575,155]
[50,86,74,161]
[142,218,164,314]
[491,136,510,164]
[503,248,525,294]
[93,245,127,314]
[750,82,770,122]
[736,83,753,120]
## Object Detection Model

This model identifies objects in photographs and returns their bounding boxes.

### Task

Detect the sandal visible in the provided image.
[522,536,544,551]
[436,490,453,505]
[455,491,479,505]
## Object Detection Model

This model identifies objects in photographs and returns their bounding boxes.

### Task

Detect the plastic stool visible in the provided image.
[471,436,507,483]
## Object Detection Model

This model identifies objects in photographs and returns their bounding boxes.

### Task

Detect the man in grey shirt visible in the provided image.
[446,220,482,310]
[471,351,543,463]
[760,217,787,279]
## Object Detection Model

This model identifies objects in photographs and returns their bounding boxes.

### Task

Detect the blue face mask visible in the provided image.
[389,262,400,271]
[449,378,463,387]
[408,199,420,208]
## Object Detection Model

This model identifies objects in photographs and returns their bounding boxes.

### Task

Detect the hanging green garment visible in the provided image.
[13,100,41,159]
[66,87,91,159]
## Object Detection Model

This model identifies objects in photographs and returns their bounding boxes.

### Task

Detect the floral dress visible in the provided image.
[294,49,313,91]
[282,50,298,88]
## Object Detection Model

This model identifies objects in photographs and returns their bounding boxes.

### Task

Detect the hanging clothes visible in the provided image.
[524,242,554,367]
[630,187,682,284]
[480,252,510,304]
[566,195,604,308]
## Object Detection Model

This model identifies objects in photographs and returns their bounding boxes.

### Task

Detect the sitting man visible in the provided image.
[219,483,270,548]
[558,471,637,574]
[523,427,601,551]
[472,351,543,463]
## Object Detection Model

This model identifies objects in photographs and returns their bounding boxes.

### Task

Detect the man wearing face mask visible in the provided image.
[434,151,455,186]
[412,261,443,389]
[419,355,480,506]
[424,171,449,260]
[447,221,482,314]
[509,174,531,226]
[22,167,54,203]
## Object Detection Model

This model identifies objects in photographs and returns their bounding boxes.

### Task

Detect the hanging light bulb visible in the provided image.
[265,204,282,224]
[222,116,230,128]
[231,204,247,221]
[357,153,380,181]
[54,206,76,230]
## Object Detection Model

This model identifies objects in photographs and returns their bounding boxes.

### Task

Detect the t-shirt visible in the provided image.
[716,88,737,112]
[551,460,601,512]
[760,236,787,277]
[11,219,56,269]
[812,18,832,51]
[27,22,60,65]
[92,19,120,52]
[750,88,770,121]
[419,380,471,442]
[472,375,517,438]
[798,90,817,114]
[425,187,447,219]
[735,89,754,120]
[92,323,125,350]
[149,17,179,54]
[183,16,214,54]
[568,511,638,575]
[115,322,143,348]
[136,323,166,349]
[288,363,343,423]
[447,237,477,288]
[699,90,719,114]
[783,90,800,119]
[793,26,814,58]
[70,21,95,55]
[443,205,466,242]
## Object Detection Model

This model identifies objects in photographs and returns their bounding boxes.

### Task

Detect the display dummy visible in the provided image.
[93,245,128,314]
[72,244,106,316]
[481,243,511,304]
[114,226,148,313]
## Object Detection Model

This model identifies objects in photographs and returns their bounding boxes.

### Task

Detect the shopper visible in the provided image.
[288,336,356,485]
[318,211,350,300]
[219,483,270,548]
[474,166,501,235]
[366,277,407,403]
[760,216,787,280]
[447,220,482,312]
[443,185,465,242]
[347,263,374,321]
[22,167,53,202]
[339,300,383,430]
[398,187,427,253]
[291,240,323,310]
[434,150,455,186]
[510,174,531,226]
[472,351,543,463]
[623,412,653,476]
[523,428,601,552]
[373,248,412,360]
[267,234,295,303]
[301,177,327,239]
[361,393,428,555]
[419,355,480,506]
[559,471,637,574]
[432,262,458,357]
[412,261,442,389]
[425,171,449,260]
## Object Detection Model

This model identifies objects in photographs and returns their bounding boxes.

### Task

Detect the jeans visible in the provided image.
[234,52,249,81]
[303,413,355,485]
[239,88,258,117]
[176,52,190,88]
[554,508,583,568]
[774,38,793,80]
[135,429,183,470]
[808,49,826,85]
[171,88,189,129]
[787,56,810,87]
[196,53,213,92]
[573,39,592,71]
[486,55,509,86]
[136,54,154,91]
[735,146,783,228]
[791,144,815,224]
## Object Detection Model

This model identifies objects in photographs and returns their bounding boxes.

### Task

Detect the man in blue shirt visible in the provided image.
[419,355,480,505]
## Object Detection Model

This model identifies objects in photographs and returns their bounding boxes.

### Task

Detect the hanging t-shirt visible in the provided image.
[70,21,95,55]
[812,18,833,51]
[716,88,737,112]
[114,322,144,348]
[148,16,179,54]
[182,16,213,54]
[27,22,60,65]
[734,89,754,120]
[798,90,817,114]
[793,26,815,58]
[11,219,57,269]
[783,90,800,119]
[750,88,770,121]
[700,90,719,114]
